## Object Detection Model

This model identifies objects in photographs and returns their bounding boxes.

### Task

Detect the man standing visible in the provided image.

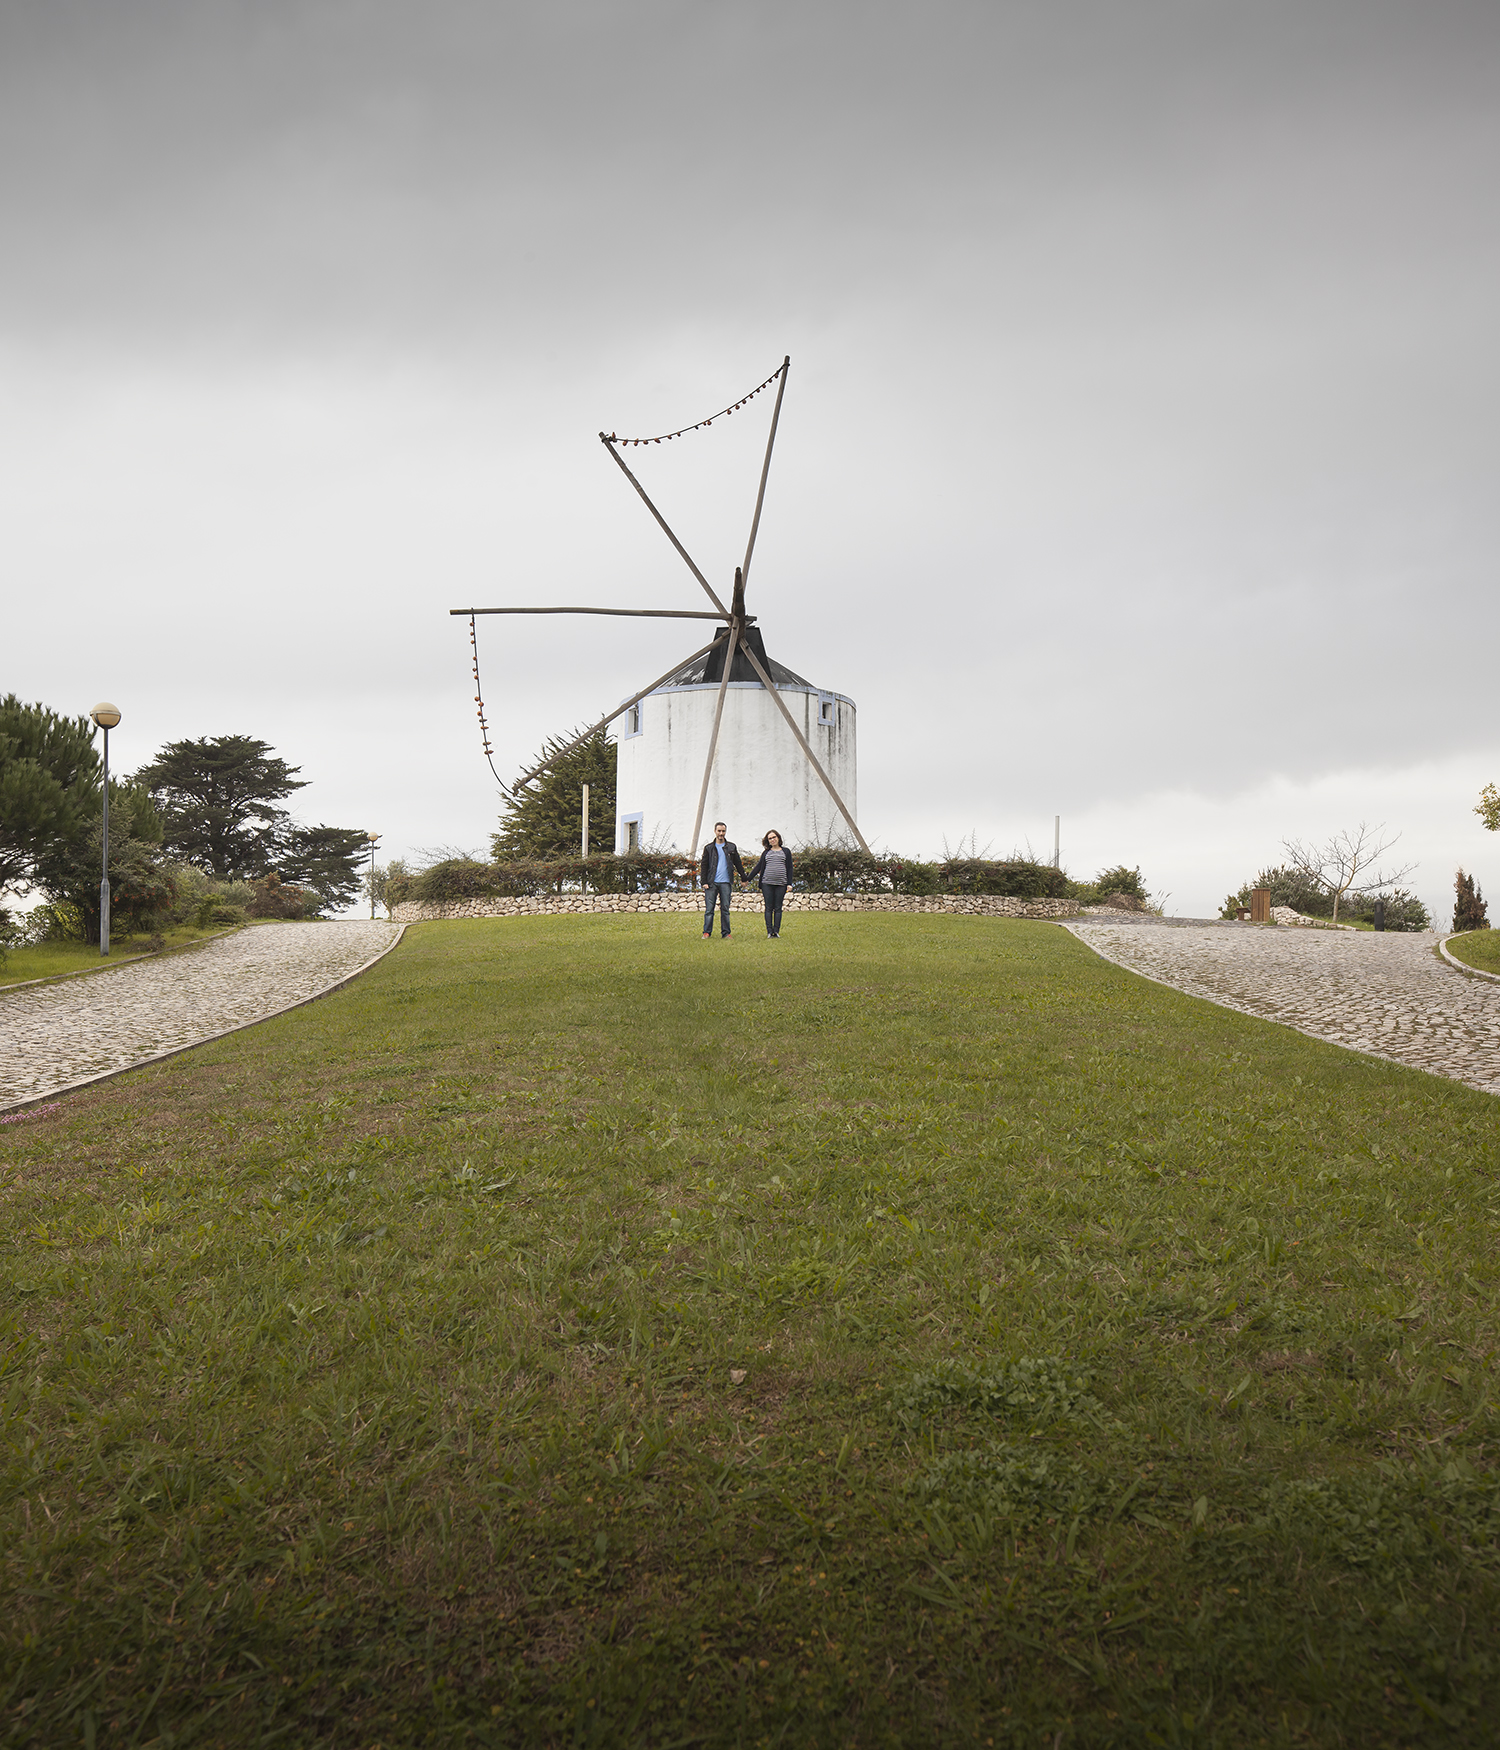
[699,821,746,939]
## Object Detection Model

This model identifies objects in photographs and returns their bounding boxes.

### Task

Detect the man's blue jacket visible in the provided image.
[700,839,748,885]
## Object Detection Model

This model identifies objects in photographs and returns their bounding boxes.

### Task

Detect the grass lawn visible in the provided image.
[1444,930,1500,974]
[3,913,1499,1748]
[0,923,240,990]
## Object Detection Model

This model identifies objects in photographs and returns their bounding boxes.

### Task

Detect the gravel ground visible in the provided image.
[0,921,401,1111]
[1067,918,1500,1094]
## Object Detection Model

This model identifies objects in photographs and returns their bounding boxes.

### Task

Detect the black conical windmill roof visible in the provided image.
[660,623,813,690]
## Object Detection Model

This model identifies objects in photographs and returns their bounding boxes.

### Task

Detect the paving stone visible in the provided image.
[0,922,400,1110]
[1066,920,1500,1094]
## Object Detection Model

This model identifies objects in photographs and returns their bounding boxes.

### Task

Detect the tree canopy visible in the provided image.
[278,825,371,910]
[134,736,308,879]
[491,730,617,860]
[0,696,100,897]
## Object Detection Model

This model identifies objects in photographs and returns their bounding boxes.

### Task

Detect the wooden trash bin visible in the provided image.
[1250,887,1272,923]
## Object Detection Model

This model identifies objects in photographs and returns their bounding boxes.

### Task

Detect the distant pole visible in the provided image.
[90,702,121,955]
[1053,816,1060,870]
[366,832,380,919]
[581,783,590,859]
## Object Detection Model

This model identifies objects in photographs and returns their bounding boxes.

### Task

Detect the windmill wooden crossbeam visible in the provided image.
[451,355,870,860]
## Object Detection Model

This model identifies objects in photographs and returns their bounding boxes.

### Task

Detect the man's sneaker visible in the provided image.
[702,931,711,939]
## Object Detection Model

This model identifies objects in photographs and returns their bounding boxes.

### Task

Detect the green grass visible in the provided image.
[2,912,1499,1748]
[1443,929,1500,973]
[0,923,239,989]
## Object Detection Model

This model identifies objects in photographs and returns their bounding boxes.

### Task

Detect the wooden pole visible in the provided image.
[599,436,731,618]
[688,620,740,882]
[740,356,790,596]
[450,606,737,621]
[582,783,590,859]
[737,643,871,854]
[512,638,721,787]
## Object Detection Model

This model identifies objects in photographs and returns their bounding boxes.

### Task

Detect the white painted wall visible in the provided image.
[614,681,857,854]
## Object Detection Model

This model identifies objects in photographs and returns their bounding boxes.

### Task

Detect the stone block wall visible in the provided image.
[390,891,1081,923]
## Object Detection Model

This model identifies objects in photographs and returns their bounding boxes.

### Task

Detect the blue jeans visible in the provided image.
[703,882,732,936]
[762,884,786,935]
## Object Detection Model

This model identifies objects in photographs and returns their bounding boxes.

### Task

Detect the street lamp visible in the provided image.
[90,702,122,956]
[366,832,380,919]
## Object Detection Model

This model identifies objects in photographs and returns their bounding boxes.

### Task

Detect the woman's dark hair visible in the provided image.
[762,829,783,849]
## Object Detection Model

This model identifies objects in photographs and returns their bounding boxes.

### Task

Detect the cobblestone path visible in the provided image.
[0,922,401,1110]
[1067,919,1500,1094]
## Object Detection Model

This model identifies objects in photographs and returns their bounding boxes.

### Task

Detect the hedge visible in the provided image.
[388,852,1078,907]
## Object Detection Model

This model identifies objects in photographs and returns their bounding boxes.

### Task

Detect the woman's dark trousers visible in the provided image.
[762,884,787,936]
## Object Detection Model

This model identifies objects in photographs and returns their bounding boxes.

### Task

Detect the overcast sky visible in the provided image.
[4,0,1497,921]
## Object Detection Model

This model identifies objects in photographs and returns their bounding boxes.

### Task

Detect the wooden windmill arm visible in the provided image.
[687,622,740,875]
[737,643,871,855]
[599,437,732,618]
[740,357,790,595]
[450,607,745,621]
[511,638,722,789]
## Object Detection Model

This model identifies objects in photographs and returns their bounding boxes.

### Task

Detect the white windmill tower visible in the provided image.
[453,357,868,863]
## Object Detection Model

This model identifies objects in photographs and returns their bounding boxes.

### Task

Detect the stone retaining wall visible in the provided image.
[391,891,1080,923]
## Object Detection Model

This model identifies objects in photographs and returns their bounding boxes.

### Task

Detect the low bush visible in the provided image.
[162,862,258,930]
[1348,887,1431,932]
[395,851,1084,904]
[934,857,1070,898]
[1093,863,1149,903]
[1222,864,1335,920]
[245,873,319,920]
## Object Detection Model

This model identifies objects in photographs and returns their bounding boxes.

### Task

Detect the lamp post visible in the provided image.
[366,832,380,919]
[90,702,122,955]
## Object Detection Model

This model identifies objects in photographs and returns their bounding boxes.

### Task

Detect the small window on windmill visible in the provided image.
[623,815,642,853]
[817,691,836,727]
[623,701,643,738]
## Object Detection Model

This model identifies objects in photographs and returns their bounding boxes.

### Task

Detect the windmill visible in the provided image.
[452,356,870,862]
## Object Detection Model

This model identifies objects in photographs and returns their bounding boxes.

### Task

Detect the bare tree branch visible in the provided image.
[1280,822,1417,922]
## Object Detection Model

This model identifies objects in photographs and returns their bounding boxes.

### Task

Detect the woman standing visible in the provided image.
[750,830,794,938]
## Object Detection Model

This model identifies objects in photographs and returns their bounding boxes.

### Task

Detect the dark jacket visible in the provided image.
[700,839,748,885]
[749,846,795,887]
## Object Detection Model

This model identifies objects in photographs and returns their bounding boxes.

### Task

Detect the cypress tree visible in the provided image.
[1453,868,1490,933]
[491,730,617,860]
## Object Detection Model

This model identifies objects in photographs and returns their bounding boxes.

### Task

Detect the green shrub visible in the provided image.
[1093,864,1148,903]
[393,850,1100,906]
[936,858,1070,899]
[793,850,925,894]
[1221,864,1334,920]
[33,901,85,942]
[1348,887,1430,932]
[245,873,318,920]
[36,828,178,943]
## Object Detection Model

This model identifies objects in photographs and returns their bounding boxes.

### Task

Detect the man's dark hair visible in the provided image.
[713,821,726,831]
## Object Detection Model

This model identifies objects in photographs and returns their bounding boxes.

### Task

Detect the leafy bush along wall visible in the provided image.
[1222,865,1431,932]
[387,853,1139,909]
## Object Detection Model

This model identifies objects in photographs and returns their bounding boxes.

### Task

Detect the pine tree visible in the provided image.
[277,826,370,909]
[1453,868,1490,933]
[134,735,308,878]
[0,696,101,897]
[491,731,617,860]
